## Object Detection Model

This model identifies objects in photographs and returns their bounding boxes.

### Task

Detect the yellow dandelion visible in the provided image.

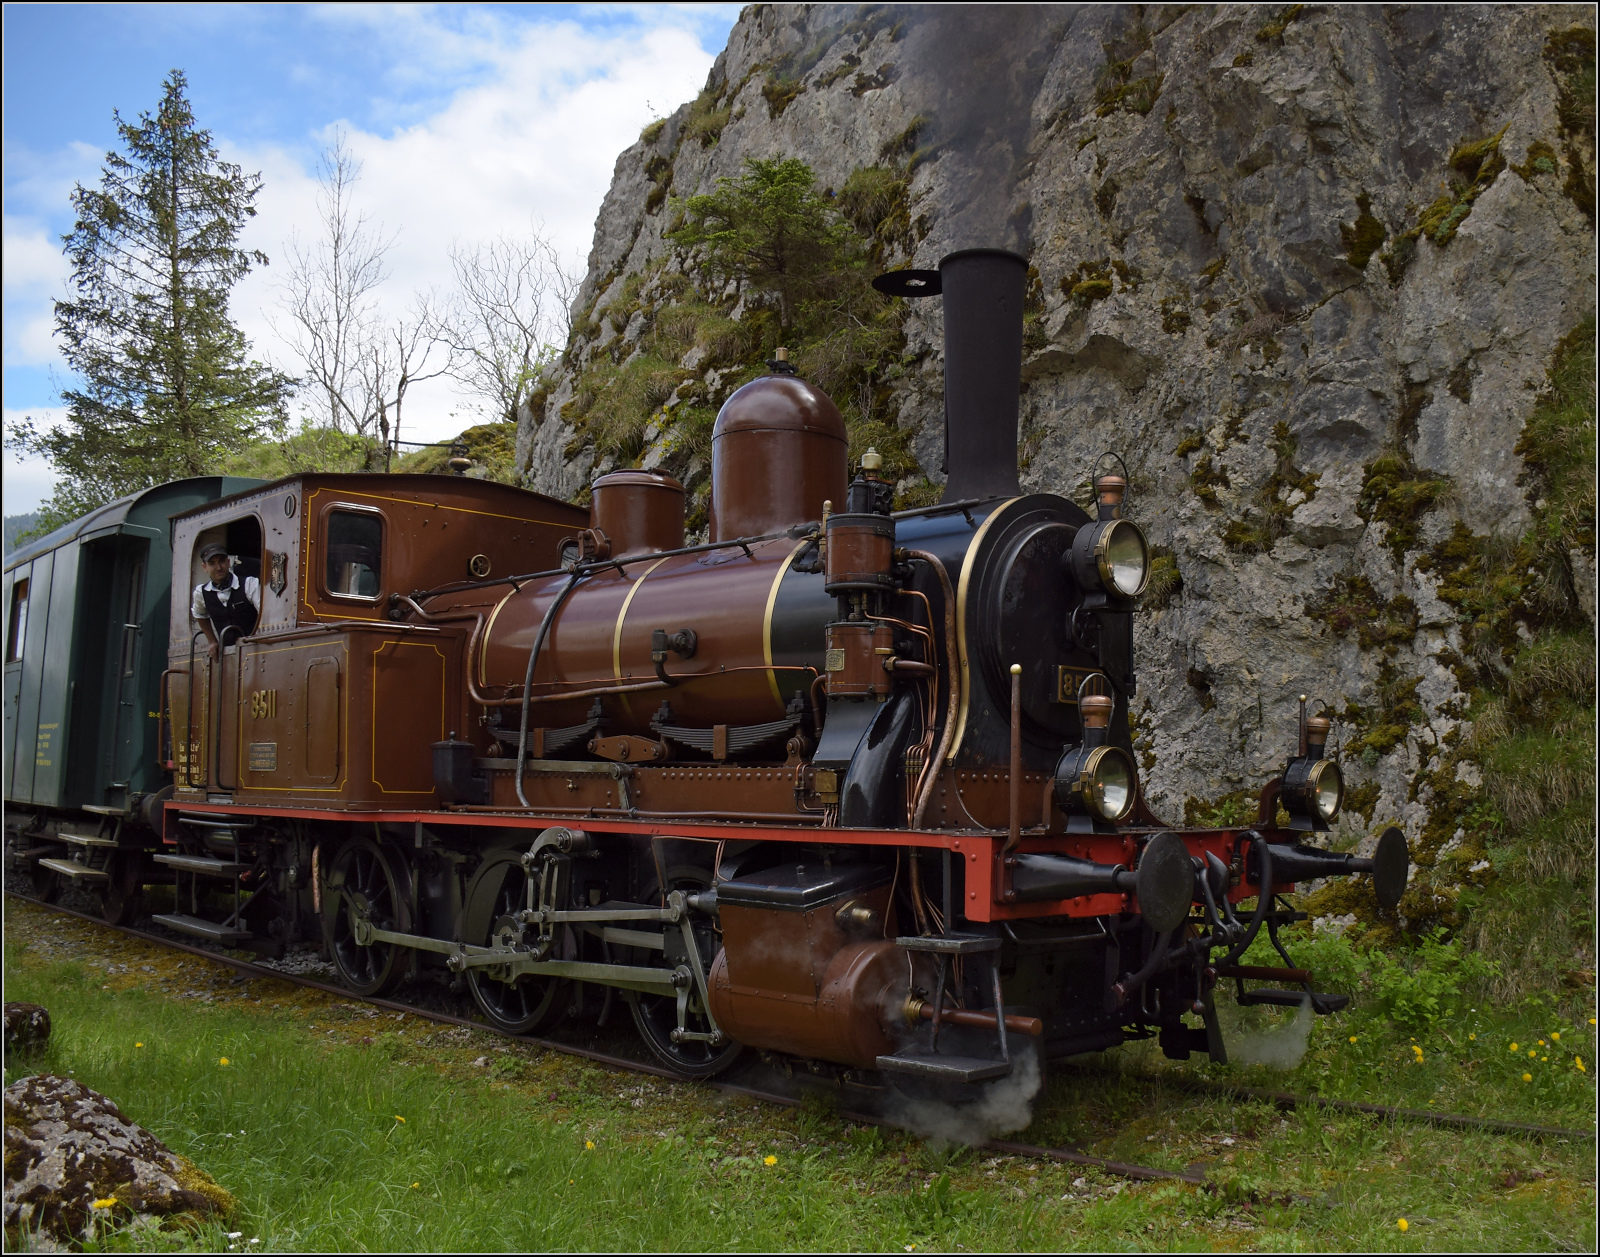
[1575,1057,1585,1072]
[135,1042,144,1048]
[92,1197,117,1209]
[1523,1073,1533,1082]
[1589,1018,1596,1025]
[764,1154,778,1166]
[1349,1035,1358,1043]
[1469,1034,1476,1041]
[411,1183,420,1189]
[1538,1039,1546,1047]
[585,1140,594,1151]
[1510,1043,1519,1052]
[1551,1032,1560,1041]
[1529,1049,1538,1057]
[569,1179,575,1185]
[1397,1218,1408,1233]
[1542,1056,1549,1062]
[394,1115,406,1123]
[219,1057,230,1066]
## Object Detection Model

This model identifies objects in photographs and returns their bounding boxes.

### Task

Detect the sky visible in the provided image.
[2,2,739,514]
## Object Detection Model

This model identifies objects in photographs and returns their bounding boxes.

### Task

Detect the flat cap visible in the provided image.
[199,542,229,561]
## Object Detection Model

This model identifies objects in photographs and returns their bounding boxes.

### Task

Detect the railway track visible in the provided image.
[7,891,1589,1191]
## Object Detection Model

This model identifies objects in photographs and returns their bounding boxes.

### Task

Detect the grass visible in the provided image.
[4,901,1595,1252]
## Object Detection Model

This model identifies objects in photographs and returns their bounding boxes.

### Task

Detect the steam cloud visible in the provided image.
[884,1048,1043,1146]
[1227,995,1315,1070]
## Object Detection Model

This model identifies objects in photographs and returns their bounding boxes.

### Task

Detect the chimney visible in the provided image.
[873,248,1027,502]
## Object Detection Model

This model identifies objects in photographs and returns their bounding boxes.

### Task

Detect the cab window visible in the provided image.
[6,578,27,662]
[326,510,382,598]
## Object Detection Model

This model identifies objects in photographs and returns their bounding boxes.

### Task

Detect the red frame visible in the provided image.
[161,801,1283,924]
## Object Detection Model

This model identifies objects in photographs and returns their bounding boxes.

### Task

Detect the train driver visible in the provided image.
[192,541,260,648]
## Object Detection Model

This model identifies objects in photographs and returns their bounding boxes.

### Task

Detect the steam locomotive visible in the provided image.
[4,249,1407,1099]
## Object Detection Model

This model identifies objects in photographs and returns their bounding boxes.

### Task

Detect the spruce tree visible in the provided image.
[12,70,292,527]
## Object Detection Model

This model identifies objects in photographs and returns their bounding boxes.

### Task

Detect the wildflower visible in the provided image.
[764,1154,778,1166]
[1538,1040,1546,1047]
[411,1183,420,1189]
[1575,1057,1585,1072]
[585,1140,594,1150]
[227,1234,243,1241]
[1469,1034,1476,1041]
[91,1197,117,1209]
[1590,1018,1596,1026]
[1349,1035,1357,1043]
[1510,1043,1519,1052]
[135,1042,144,1048]
[1551,1032,1561,1041]
[219,1057,230,1066]
[1523,1073,1533,1082]
[1529,1049,1538,1057]
[1397,1219,1408,1232]
[394,1115,406,1123]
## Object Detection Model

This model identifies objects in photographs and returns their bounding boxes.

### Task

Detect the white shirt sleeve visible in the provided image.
[245,575,261,612]
[191,582,208,621]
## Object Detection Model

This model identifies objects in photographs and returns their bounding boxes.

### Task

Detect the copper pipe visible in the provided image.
[810,673,829,732]
[1006,662,1022,855]
[907,850,932,934]
[908,550,960,829]
[1216,964,1313,985]
[914,1001,1043,1037]
[474,664,821,707]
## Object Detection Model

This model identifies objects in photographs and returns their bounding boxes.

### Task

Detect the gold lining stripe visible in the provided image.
[763,540,807,710]
[479,583,520,687]
[947,498,1018,763]
[613,556,672,716]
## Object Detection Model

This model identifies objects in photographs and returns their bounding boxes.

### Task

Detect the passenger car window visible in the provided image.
[326,510,382,598]
[6,578,27,662]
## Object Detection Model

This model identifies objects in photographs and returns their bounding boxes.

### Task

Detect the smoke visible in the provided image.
[884,1048,1043,1146]
[890,6,1070,253]
[1227,996,1315,1071]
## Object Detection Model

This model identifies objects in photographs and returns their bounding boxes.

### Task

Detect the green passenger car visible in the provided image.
[4,477,261,908]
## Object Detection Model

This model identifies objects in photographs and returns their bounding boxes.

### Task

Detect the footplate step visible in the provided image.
[1237,988,1350,1014]
[876,1053,1011,1083]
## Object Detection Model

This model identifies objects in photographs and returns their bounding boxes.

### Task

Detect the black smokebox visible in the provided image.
[939,248,1026,502]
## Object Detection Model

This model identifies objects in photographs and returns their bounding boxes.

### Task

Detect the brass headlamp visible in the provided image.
[1280,698,1342,831]
[1067,473,1150,601]
[1053,691,1138,827]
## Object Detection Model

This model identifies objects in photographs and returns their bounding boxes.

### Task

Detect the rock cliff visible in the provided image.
[518,5,1595,951]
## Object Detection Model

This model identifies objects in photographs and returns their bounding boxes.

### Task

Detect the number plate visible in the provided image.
[248,742,278,772]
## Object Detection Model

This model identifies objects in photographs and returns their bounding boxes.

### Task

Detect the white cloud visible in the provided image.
[2,409,66,514]
[2,7,723,461]
[232,11,718,442]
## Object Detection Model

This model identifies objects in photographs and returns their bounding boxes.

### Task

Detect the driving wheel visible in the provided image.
[323,836,412,996]
[625,864,743,1080]
[460,850,567,1034]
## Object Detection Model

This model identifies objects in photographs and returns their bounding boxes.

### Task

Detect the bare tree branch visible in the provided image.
[274,132,456,468]
[440,227,576,428]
